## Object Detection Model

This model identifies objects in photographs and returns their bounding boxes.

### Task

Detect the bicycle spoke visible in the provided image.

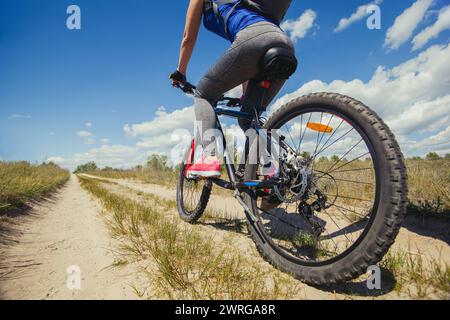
[318,175,374,186]
[312,114,335,162]
[312,112,324,157]
[313,120,346,157]
[320,229,340,257]
[330,194,373,203]
[284,124,296,151]
[298,113,312,153]
[323,208,351,243]
[332,204,369,219]
[324,138,363,174]
[331,167,374,174]
[297,115,304,153]
[333,204,365,226]
[326,152,371,175]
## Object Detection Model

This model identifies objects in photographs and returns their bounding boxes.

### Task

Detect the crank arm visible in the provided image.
[211,178,235,190]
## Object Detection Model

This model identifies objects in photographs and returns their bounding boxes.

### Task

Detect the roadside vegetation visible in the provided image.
[78,175,298,299]
[406,157,450,217]
[381,249,450,299]
[0,161,70,213]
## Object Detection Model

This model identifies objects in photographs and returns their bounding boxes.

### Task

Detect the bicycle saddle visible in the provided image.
[259,47,298,80]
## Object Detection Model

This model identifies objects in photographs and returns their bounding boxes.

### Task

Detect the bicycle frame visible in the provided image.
[178,79,292,195]
[208,80,288,192]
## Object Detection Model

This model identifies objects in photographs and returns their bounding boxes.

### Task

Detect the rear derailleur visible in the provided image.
[298,191,328,236]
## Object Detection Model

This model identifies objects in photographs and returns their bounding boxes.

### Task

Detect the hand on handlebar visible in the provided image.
[169,70,186,84]
[169,70,195,94]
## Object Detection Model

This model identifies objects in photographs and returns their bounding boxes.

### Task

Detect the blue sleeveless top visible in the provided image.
[203,2,271,42]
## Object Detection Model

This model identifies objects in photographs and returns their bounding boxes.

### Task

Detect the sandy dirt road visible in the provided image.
[0,175,139,300]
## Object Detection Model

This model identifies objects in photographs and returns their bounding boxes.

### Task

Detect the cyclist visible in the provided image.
[170,0,294,179]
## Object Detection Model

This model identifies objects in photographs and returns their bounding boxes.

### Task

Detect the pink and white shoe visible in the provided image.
[186,156,222,179]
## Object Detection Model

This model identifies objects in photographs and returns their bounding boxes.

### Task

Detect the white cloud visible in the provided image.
[49,144,148,170]
[100,138,110,145]
[334,0,383,33]
[387,96,450,134]
[407,126,450,155]
[85,122,92,128]
[9,114,31,119]
[122,105,197,165]
[124,106,195,138]
[270,43,450,156]
[384,0,434,50]
[77,131,95,145]
[77,131,92,138]
[84,138,95,145]
[47,157,65,164]
[281,9,317,43]
[412,4,450,51]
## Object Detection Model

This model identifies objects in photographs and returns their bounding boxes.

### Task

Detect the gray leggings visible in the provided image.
[195,21,295,156]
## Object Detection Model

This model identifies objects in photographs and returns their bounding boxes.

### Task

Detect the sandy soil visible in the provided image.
[0,175,139,300]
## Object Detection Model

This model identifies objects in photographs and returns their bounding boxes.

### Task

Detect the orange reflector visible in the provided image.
[307,122,333,133]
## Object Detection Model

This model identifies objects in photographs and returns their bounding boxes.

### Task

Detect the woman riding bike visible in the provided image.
[171,0,408,286]
[170,0,294,179]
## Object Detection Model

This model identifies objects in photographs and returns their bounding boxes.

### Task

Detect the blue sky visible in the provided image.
[1,0,449,169]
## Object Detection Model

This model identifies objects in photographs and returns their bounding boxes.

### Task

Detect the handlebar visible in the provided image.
[172,81,241,108]
[173,81,196,94]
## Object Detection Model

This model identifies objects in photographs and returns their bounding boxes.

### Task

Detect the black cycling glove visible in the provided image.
[169,70,186,84]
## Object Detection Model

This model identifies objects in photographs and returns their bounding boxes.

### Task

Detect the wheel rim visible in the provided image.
[252,107,381,266]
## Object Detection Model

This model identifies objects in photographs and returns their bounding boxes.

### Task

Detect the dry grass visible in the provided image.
[406,159,450,216]
[381,248,450,299]
[0,161,70,213]
[78,175,299,300]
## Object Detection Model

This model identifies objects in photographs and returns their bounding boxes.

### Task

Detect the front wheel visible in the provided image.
[244,92,408,285]
[177,140,212,223]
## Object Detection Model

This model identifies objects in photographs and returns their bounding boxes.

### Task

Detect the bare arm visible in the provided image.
[177,0,203,75]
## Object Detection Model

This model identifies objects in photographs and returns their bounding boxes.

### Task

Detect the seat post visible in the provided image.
[242,79,266,115]
[253,80,270,117]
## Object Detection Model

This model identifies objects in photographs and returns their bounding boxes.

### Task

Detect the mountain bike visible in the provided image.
[174,47,408,285]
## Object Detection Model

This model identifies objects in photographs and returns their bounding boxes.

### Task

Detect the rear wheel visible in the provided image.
[244,92,408,285]
[177,141,212,223]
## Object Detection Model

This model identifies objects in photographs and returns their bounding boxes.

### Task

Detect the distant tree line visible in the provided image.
[410,152,450,161]
[73,154,173,174]
[73,151,449,174]
[73,162,98,173]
